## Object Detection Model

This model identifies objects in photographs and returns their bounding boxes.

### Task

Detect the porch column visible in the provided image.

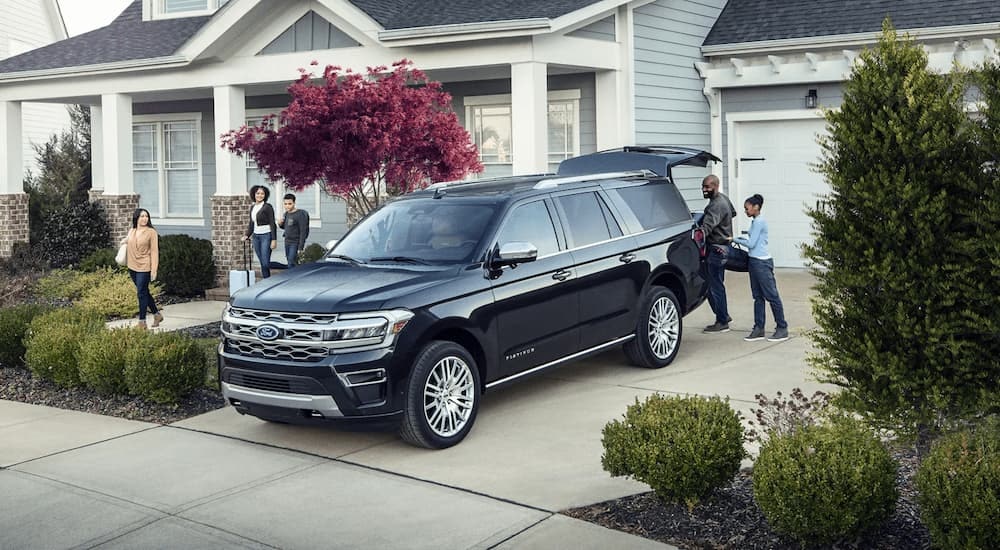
[596,70,626,150]
[211,85,249,285]
[0,101,28,258]
[99,93,138,243]
[89,104,105,201]
[510,61,548,175]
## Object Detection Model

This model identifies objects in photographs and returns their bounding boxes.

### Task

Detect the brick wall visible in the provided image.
[212,195,252,285]
[93,193,140,246]
[0,193,29,258]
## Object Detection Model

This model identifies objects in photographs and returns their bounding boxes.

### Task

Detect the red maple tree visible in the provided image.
[221,59,483,216]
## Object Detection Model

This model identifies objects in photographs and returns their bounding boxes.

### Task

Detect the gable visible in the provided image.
[259,10,361,55]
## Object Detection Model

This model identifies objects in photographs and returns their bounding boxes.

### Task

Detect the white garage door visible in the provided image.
[732,117,828,268]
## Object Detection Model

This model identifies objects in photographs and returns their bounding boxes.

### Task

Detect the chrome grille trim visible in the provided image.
[228,307,338,324]
[225,338,329,362]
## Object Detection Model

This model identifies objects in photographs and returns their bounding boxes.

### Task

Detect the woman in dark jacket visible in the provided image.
[242,185,277,278]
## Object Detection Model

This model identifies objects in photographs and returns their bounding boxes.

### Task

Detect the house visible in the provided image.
[0,0,728,278]
[0,0,70,182]
[697,0,1000,267]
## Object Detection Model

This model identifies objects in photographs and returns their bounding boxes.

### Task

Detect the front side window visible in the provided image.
[132,118,201,219]
[555,192,620,248]
[495,200,560,257]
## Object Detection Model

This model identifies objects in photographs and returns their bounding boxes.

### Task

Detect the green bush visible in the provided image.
[752,418,898,545]
[80,247,120,272]
[24,307,105,387]
[124,331,205,403]
[0,241,48,277]
[34,268,107,301]
[0,304,53,368]
[158,234,215,296]
[78,326,148,394]
[193,337,221,389]
[916,418,1000,549]
[77,269,163,319]
[297,242,326,264]
[38,201,111,268]
[602,394,746,509]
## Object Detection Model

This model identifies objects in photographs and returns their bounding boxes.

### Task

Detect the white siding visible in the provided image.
[632,0,727,205]
[0,0,70,177]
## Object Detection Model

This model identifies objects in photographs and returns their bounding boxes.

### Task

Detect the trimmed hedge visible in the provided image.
[298,243,326,264]
[0,304,53,368]
[124,331,206,403]
[80,247,120,272]
[602,394,746,509]
[158,234,215,296]
[78,327,147,394]
[78,270,163,319]
[24,307,105,387]
[916,418,1000,549]
[752,418,898,545]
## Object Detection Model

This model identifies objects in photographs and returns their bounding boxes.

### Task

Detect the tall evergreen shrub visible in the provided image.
[804,20,1000,440]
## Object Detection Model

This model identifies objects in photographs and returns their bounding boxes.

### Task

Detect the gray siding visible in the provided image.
[633,0,727,204]
[260,11,360,55]
[567,15,616,41]
[720,83,844,172]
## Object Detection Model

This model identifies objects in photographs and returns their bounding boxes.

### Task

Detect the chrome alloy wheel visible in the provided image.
[647,295,680,359]
[423,355,476,437]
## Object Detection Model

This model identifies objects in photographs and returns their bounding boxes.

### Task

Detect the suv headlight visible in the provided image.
[323,319,388,341]
[323,310,413,349]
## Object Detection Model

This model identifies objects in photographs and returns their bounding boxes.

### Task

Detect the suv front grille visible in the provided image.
[227,371,325,394]
[225,338,329,362]
[228,307,338,324]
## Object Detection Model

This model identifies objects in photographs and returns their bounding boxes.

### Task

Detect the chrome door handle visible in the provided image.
[619,253,636,264]
[552,269,571,281]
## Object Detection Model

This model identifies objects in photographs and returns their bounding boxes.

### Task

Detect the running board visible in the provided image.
[485,334,634,389]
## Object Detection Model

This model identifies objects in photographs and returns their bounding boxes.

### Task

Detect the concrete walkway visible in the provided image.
[2,269,826,549]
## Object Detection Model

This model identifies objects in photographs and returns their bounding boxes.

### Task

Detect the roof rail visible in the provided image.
[426,173,553,191]
[532,170,655,189]
[593,145,706,155]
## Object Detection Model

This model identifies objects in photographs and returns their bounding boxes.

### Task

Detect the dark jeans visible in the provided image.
[128,269,159,321]
[706,247,729,324]
[252,233,272,278]
[285,243,299,267]
[748,257,787,329]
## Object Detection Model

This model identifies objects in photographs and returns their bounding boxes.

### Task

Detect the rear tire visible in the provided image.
[623,286,682,368]
[399,341,481,449]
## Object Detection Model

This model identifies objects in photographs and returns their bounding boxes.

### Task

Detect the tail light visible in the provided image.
[692,227,707,258]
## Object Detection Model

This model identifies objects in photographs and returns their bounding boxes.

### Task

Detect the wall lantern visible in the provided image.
[805,89,819,109]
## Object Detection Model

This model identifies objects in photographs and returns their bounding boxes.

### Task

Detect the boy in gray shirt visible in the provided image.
[278,193,310,267]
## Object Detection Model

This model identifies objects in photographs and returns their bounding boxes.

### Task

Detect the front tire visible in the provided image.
[399,341,481,449]
[623,286,682,368]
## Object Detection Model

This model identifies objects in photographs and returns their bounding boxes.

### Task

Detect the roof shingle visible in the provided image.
[704,0,1000,47]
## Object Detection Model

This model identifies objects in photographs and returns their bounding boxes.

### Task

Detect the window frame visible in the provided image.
[491,198,567,260]
[245,109,323,226]
[132,113,204,225]
[151,0,229,19]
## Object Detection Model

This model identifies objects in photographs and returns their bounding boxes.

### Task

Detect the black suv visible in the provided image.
[219,147,716,448]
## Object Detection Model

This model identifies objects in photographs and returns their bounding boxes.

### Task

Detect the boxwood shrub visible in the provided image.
[78,326,148,395]
[297,242,326,264]
[158,234,215,296]
[38,201,112,268]
[124,331,205,403]
[916,418,1000,549]
[34,269,107,301]
[77,270,163,319]
[24,306,105,387]
[0,304,53,368]
[80,247,121,272]
[752,417,898,545]
[602,394,746,509]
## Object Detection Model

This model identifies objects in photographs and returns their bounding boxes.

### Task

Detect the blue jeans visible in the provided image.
[128,269,158,321]
[285,243,299,267]
[252,233,272,278]
[707,246,729,324]
[748,257,787,329]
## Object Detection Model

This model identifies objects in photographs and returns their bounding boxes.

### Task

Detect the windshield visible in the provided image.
[329,199,497,265]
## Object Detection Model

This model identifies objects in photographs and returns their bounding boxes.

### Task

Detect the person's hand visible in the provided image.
[242,235,249,242]
[151,272,157,281]
[270,240,277,250]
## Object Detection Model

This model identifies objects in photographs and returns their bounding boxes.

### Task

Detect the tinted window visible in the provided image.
[613,184,691,230]
[556,192,616,248]
[496,201,560,256]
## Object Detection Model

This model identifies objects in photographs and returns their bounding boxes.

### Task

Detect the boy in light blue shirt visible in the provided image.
[731,194,788,342]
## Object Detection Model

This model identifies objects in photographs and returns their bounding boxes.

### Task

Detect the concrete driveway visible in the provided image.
[1,268,827,549]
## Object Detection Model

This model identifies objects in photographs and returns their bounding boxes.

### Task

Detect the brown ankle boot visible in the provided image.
[137,320,147,329]
[151,312,163,328]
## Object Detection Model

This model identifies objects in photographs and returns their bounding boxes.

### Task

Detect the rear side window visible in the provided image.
[555,192,621,248]
[612,184,691,230]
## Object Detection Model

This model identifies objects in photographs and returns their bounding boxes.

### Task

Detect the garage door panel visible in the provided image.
[734,117,828,268]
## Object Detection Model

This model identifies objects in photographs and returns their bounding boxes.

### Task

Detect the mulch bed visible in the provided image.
[563,448,930,549]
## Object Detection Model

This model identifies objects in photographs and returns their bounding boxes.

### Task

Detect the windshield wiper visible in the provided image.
[324,254,364,265]
[368,256,432,265]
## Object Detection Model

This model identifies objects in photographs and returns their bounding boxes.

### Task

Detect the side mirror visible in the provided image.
[491,241,538,268]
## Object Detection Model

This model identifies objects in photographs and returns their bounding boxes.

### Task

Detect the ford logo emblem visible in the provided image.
[256,324,280,341]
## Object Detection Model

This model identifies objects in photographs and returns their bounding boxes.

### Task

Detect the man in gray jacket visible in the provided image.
[700,174,736,333]
[278,193,310,267]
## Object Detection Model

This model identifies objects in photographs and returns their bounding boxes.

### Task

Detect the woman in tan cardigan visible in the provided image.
[123,208,162,328]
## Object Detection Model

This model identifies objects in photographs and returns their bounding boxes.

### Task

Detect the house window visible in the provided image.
[464,90,581,177]
[132,115,202,220]
[158,0,229,17]
[246,112,321,222]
